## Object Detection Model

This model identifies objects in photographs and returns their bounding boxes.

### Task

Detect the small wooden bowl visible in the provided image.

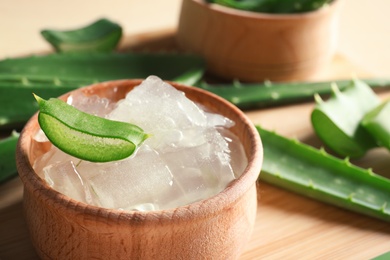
[16,79,263,260]
[177,0,342,82]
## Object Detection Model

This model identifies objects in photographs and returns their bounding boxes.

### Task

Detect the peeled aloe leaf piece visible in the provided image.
[311,79,380,158]
[41,18,122,53]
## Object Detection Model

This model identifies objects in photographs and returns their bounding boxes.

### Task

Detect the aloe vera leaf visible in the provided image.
[196,78,390,109]
[210,0,270,12]
[172,67,205,86]
[0,65,205,130]
[0,53,204,129]
[209,0,331,13]
[0,131,19,184]
[361,99,390,150]
[0,70,205,130]
[0,79,87,130]
[372,251,390,260]
[265,0,331,13]
[0,52,205,82]
[35,95,149,162]
[41,18,122,53]
[257,126,390,222]
[311,79,381,158]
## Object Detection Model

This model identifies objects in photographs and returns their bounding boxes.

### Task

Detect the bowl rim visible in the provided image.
[189,0,342,20]
[16,79,263,225]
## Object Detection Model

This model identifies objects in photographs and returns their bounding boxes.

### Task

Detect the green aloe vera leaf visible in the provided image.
[0,53,204,129]
[0,52,205,81]
[372,251,390,260]
[257,126,390,222]
[209,0,332,13]
[265,0,331,13]
[361,99,390,150]
[0,79,87,130]
[0,52,204,82]
[196,78,390,109]
[0,70,205,130]
[210,0,270,12]
[0,131,19,184]
[41,18,122,53]
[1,77,389,131]
[35,95,149,162]
[172,67,205,86]
[311,79,381,158]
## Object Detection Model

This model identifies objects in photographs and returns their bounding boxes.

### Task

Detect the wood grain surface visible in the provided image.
[1,30,390,260]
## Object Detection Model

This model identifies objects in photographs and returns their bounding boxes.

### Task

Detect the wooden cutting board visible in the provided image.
[0,29,389,260]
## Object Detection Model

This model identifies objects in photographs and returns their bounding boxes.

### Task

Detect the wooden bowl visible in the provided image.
[177,0,342,82]
[16,79,263,260]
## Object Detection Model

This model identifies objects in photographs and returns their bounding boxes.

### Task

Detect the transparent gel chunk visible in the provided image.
[33,146,80,178]
[108,76,207,131]
[159,128,236,206]
[205,111,235,128]
[42,160,92,204]
[219,128,248,178]
[67,92,115,117]
[75,145,178,210]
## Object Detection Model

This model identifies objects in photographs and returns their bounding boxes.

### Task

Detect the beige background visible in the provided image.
[0,0,389,77]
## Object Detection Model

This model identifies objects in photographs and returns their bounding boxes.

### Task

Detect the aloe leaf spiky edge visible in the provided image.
[196,78,390,109]
[257,126,390,222]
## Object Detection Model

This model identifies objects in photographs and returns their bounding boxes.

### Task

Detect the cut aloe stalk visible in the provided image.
[0,131,19,183]
[41,18,122,53]
[257,126,390,222]
[361,99,390,150]
[311,79,381,158]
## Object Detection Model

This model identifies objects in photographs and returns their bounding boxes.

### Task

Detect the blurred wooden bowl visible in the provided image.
[16,79,263,260]
[177,0,342,82]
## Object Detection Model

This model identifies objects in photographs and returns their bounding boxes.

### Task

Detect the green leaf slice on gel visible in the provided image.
[34,94,149,162]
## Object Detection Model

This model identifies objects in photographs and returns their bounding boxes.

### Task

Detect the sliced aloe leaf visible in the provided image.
[41,18,122,53]
[311,79,380,158]
[361,99,390,150]
[35,94,149,162]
